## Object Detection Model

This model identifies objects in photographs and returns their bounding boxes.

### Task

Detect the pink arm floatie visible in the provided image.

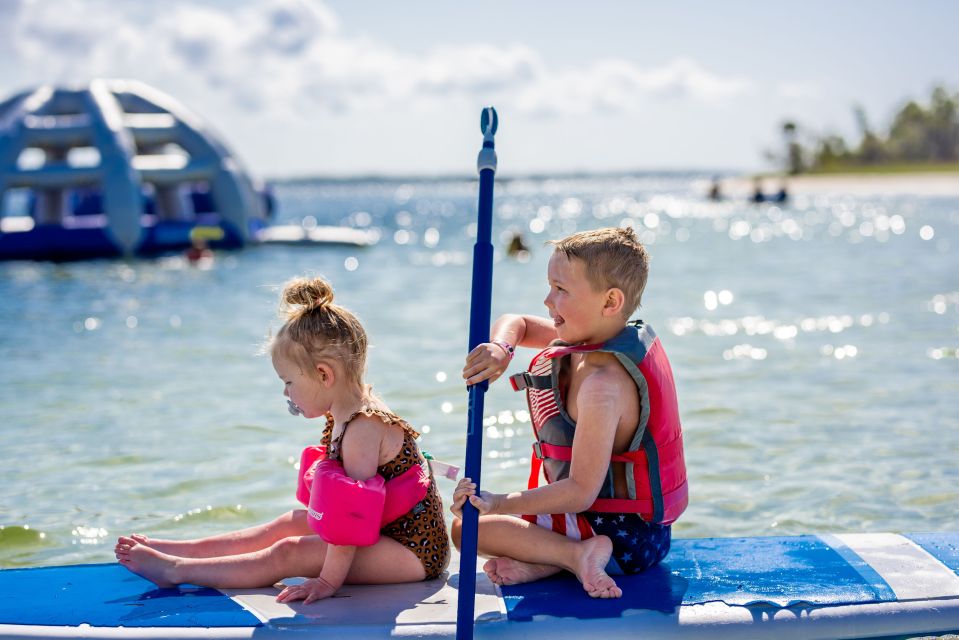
[296,446,430,546]
[309,459,386,546]
[381,460,431,524]
[296,445,327,507]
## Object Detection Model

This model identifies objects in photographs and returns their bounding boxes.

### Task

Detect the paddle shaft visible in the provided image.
[456,109,497,640]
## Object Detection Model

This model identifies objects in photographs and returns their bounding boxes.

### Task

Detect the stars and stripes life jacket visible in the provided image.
[509,321,689,525]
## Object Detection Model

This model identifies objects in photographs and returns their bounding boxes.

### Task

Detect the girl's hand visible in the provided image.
[463,342,511,386]
[276,576,339,604]
[451,477,498,519]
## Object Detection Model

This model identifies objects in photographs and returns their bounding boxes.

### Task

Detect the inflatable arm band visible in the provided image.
[296,445,327,506]
[296,446,430,546]
[309,459,385,546]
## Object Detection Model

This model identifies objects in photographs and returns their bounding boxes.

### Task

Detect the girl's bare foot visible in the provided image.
[115,536,179,588]
[129,533,209,558]
[483,557,561,586]
[573,536,622,598]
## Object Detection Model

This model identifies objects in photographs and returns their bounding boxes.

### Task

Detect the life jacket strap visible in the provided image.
[528,451,543,490]
[532,440,572,461]
[533,441,646,465]
[509,371,553,391]
[589,497,655,514]
[589,483,689,524]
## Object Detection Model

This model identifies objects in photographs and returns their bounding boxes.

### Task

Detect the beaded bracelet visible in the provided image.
[490,339,515,360]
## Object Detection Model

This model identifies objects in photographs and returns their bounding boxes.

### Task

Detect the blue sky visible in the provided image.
[2,0,957,177]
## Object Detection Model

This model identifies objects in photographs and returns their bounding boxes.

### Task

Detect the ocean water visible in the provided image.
[1,173,957,568]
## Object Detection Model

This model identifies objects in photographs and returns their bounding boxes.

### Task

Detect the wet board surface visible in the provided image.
[500,534,898,620]
[0,564,258,628]
[1,533,958,639]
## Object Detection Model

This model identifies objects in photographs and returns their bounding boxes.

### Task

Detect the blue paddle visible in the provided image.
[456,106,498,640]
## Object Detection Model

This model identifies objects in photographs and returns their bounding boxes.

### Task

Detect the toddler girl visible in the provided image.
[115,276,450,603]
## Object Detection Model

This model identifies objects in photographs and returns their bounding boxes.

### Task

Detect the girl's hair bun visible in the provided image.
[282,277,334,314]
[272,274,368,385]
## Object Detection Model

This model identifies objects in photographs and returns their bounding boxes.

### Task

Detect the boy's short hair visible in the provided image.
[549,226,650,317]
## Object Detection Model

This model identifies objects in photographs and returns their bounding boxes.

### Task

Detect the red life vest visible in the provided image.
[509,321,688,525]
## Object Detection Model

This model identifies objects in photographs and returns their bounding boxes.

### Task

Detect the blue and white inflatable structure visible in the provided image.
[1,534,958,639]
[0,80,271,261]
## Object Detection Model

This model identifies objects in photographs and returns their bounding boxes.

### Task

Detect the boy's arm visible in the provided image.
[463,314,558,386]
[462,372,626,515]
[492,313,559,350]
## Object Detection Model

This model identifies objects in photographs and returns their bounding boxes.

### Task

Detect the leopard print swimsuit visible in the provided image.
[324,407,450,580]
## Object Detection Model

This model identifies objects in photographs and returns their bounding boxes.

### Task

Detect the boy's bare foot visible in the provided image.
[573,535,622,598]
[115,536,179,588]
[483,557,561,586]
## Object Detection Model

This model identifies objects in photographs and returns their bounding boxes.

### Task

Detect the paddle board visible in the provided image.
[1,532,957,639]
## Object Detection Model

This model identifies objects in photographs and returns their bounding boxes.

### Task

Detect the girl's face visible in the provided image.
[272,352,329,419]
[543,251,609,344]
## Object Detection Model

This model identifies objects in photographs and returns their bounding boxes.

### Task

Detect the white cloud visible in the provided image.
[512,57,754,117]
[2,0,754,123]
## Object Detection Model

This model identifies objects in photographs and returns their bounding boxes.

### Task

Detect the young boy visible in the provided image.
[451,227,687,599]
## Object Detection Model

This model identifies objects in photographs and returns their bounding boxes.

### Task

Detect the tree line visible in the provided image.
[775,85,959,174]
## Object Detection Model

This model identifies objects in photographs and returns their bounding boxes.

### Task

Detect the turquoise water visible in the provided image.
[1,173,957,568]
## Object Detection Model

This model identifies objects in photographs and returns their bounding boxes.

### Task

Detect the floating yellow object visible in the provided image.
[190,226,226,242]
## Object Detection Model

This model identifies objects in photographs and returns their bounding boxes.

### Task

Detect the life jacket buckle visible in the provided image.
[511,372,553,391]
[532,440,544,460]
[509,372,530,391]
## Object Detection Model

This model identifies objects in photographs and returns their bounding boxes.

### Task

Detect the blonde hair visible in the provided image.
[548,226,650,317]
[271,276,368,385]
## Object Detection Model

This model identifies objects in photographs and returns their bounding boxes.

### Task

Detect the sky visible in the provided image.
[2,0,958,178]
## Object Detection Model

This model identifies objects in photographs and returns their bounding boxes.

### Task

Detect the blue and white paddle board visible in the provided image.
[1,532,958,639]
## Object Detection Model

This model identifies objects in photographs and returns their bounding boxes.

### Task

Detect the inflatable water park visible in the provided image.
[0,80,372,261]
[2,109,957,640]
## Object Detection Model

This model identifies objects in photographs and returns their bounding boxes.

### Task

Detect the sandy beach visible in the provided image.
[714,172,959,197]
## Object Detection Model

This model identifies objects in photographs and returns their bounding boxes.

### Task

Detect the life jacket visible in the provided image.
[509,321,688,525]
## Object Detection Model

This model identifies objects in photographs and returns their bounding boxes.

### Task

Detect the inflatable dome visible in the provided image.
[0,79,269,260]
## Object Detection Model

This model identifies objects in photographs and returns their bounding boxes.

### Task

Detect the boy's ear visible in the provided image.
[602,288,626,317]
[315,362,335,387]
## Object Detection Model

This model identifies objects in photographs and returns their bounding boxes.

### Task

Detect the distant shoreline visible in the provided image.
[266,168,959,197]
[267,168,725,185]
[720,171,959,197]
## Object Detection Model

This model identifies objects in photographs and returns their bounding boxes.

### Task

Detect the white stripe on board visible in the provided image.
[831,532,959,601]
[224,568,505,628]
